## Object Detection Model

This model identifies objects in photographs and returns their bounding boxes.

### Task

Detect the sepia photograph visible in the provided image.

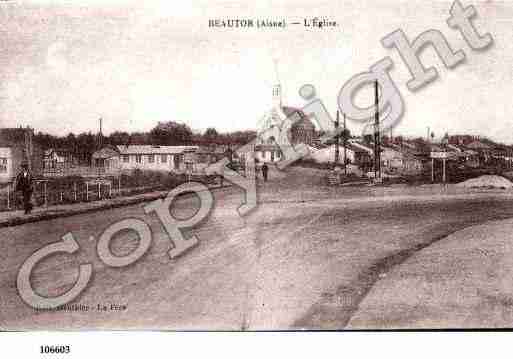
[1,0,513,341]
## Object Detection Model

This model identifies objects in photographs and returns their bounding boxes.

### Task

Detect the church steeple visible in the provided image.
[272,84,282,108]
[272,59,282,109]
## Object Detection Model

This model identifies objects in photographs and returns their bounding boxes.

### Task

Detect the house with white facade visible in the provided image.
[92,145,199,174]
[0,128,43,183]
[43,148,75,170]
[349,140,424,175]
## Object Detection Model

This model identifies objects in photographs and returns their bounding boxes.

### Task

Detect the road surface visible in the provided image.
[2,167,513,330]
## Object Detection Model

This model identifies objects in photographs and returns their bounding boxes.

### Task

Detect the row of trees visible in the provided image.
[34,121,257,164]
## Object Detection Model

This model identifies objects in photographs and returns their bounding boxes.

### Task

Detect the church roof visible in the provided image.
[281,106,308,120]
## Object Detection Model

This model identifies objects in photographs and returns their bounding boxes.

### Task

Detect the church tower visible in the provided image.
[256,60,286,138]
[272,83,282,109]
[272,59,282,110]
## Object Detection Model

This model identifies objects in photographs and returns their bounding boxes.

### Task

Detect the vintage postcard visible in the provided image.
[0,0,511,331]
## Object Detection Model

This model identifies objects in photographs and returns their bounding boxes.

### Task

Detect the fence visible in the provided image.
[0,172,223,213]
[0,178,119,212]
[43,165,119,178]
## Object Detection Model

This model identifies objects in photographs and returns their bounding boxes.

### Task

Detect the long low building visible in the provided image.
[92,145,199,174]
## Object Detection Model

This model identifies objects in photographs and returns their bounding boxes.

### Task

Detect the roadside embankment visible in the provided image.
[347,217,513,329]
[0,183,231,229]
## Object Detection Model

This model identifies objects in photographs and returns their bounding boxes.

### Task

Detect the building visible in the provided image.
[308,143,370,167]
[282,106,316,146]
[0,127,43,183]
[91,145,120,173]
[43,148,76,170]
[255,143,283,163]
[463,140,493,164]
[195,145,231,164]
[92,144,199,174]
[254,80,317,163]
[349,139,424,175]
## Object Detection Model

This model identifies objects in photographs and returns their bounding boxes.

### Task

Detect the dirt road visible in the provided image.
[2,167,513,329]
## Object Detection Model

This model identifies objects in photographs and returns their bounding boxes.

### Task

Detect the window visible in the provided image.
[0,157,6,173]
[148,155,155,163]
[161,155,167,163]
[123,155,129,163]
[136,155,142,163]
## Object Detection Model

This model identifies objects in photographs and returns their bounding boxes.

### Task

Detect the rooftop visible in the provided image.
[116,145,199,155]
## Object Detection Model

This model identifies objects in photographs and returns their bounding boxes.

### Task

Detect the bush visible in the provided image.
[120,170,191,190]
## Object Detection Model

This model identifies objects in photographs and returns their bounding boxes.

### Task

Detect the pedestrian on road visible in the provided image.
[15,163,34,215]
[262,163,269,182]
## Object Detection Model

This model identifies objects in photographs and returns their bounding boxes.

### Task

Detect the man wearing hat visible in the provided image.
[15,162,34,214]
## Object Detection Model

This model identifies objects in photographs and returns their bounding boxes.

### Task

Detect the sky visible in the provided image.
[0,0,512,142]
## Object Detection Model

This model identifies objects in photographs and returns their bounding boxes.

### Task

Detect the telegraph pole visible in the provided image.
[335,110,340,167]
[98,118,103,149]
[374,80,381,181]
[343,112,347,175]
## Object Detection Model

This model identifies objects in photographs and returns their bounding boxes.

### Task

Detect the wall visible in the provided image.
[255,149,282,163]
[0,147,12,183]
[116,153,187,172]
[309,145,356,164]
[0,145,39,183]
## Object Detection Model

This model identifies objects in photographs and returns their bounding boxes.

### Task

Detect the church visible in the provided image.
[255,81,316,163]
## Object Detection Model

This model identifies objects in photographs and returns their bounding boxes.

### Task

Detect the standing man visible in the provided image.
[261,162,269,182]
[15,163,34,214]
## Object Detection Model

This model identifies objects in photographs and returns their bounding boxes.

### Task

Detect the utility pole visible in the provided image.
[374,80,381,181]
[24,127,33,171]
[431,157,435,182]
[442,156,446,184]
[334,110,340,167]
[343,112,347,175]
[98,118,103,149]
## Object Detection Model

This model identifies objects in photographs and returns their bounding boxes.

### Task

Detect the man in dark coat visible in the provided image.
[261,163,269,182]
[15,163,34,214]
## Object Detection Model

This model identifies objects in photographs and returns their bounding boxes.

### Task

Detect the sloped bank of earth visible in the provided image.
[346,217,513,329]
[456,175,513,189]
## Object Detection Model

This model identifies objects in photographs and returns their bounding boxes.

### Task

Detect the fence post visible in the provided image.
[6,182,10,210]
[86,182,89,201]
[98,182,101,199]
[118,176,121,196]
[44,181,48,207]
[109,182,112,197]
[74,182,77,202]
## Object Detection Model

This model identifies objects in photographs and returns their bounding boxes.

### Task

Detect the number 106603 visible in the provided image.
[40,345,70,354]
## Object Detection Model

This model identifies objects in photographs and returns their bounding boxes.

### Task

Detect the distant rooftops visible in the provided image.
[116,145,199,155]
[464,140,492,150]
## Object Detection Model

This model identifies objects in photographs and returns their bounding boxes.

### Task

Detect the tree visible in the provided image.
[75,132,97,164]
[129,132,149,145]
[203,127,219,144]
[224,130,257,145]
[64,133,76,149]
[108,131,131,145]
[149,121,193,145]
